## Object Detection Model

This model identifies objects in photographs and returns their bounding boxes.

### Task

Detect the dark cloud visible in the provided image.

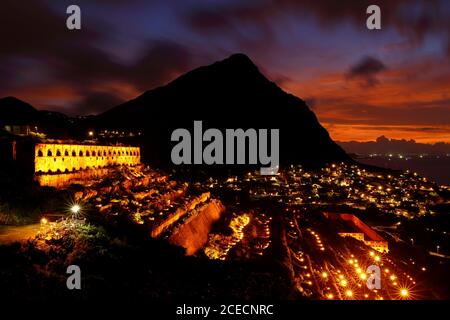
[185,0,450,56]
[346,56,387,86]
[0,0,100,57]
[338,136,450,155]
[319,98,450,126]
[267,73,293,88]
[130,41,194,91]
[354,126,448,133]
[50,40,194,114]
[304,97,318,109]
[74,91,125,115]
[0,0,196,114]
[1,0,449,125]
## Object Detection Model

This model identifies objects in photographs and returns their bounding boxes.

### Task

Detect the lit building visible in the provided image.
[323,212,389,253]
[35,143,140,174]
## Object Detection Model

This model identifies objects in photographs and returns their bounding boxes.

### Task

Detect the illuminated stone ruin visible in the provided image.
[35,143,140,174]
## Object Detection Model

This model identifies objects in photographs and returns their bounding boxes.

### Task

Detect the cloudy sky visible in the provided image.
[1,0,449,143]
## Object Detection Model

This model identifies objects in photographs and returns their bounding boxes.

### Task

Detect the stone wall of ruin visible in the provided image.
[169,200,225,256]
[35,143,140,174]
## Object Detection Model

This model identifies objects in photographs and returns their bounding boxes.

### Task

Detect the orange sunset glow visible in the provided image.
[1,0,449,144]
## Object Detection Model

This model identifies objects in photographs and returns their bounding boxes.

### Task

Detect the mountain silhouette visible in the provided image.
[0,97,40,125]
[97,53,349,167]
[1,54,349,169]
[0,96,75,138]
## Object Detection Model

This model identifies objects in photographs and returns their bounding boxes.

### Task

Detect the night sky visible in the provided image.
[1,0,449,143]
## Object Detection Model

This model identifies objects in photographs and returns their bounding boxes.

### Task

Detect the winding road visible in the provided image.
[0,224,40,244]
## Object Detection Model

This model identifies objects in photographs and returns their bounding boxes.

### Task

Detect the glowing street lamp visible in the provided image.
[71,204,81,214]
[400,288,409,298]
[40,217,48,225]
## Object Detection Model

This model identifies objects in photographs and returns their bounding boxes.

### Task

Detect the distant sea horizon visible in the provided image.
[355,154,450,186]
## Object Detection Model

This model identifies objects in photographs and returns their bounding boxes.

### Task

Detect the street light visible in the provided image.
[400,288,409,298]
[437,245,440,254]
[410,238,414,246]
[71,204,81,214]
